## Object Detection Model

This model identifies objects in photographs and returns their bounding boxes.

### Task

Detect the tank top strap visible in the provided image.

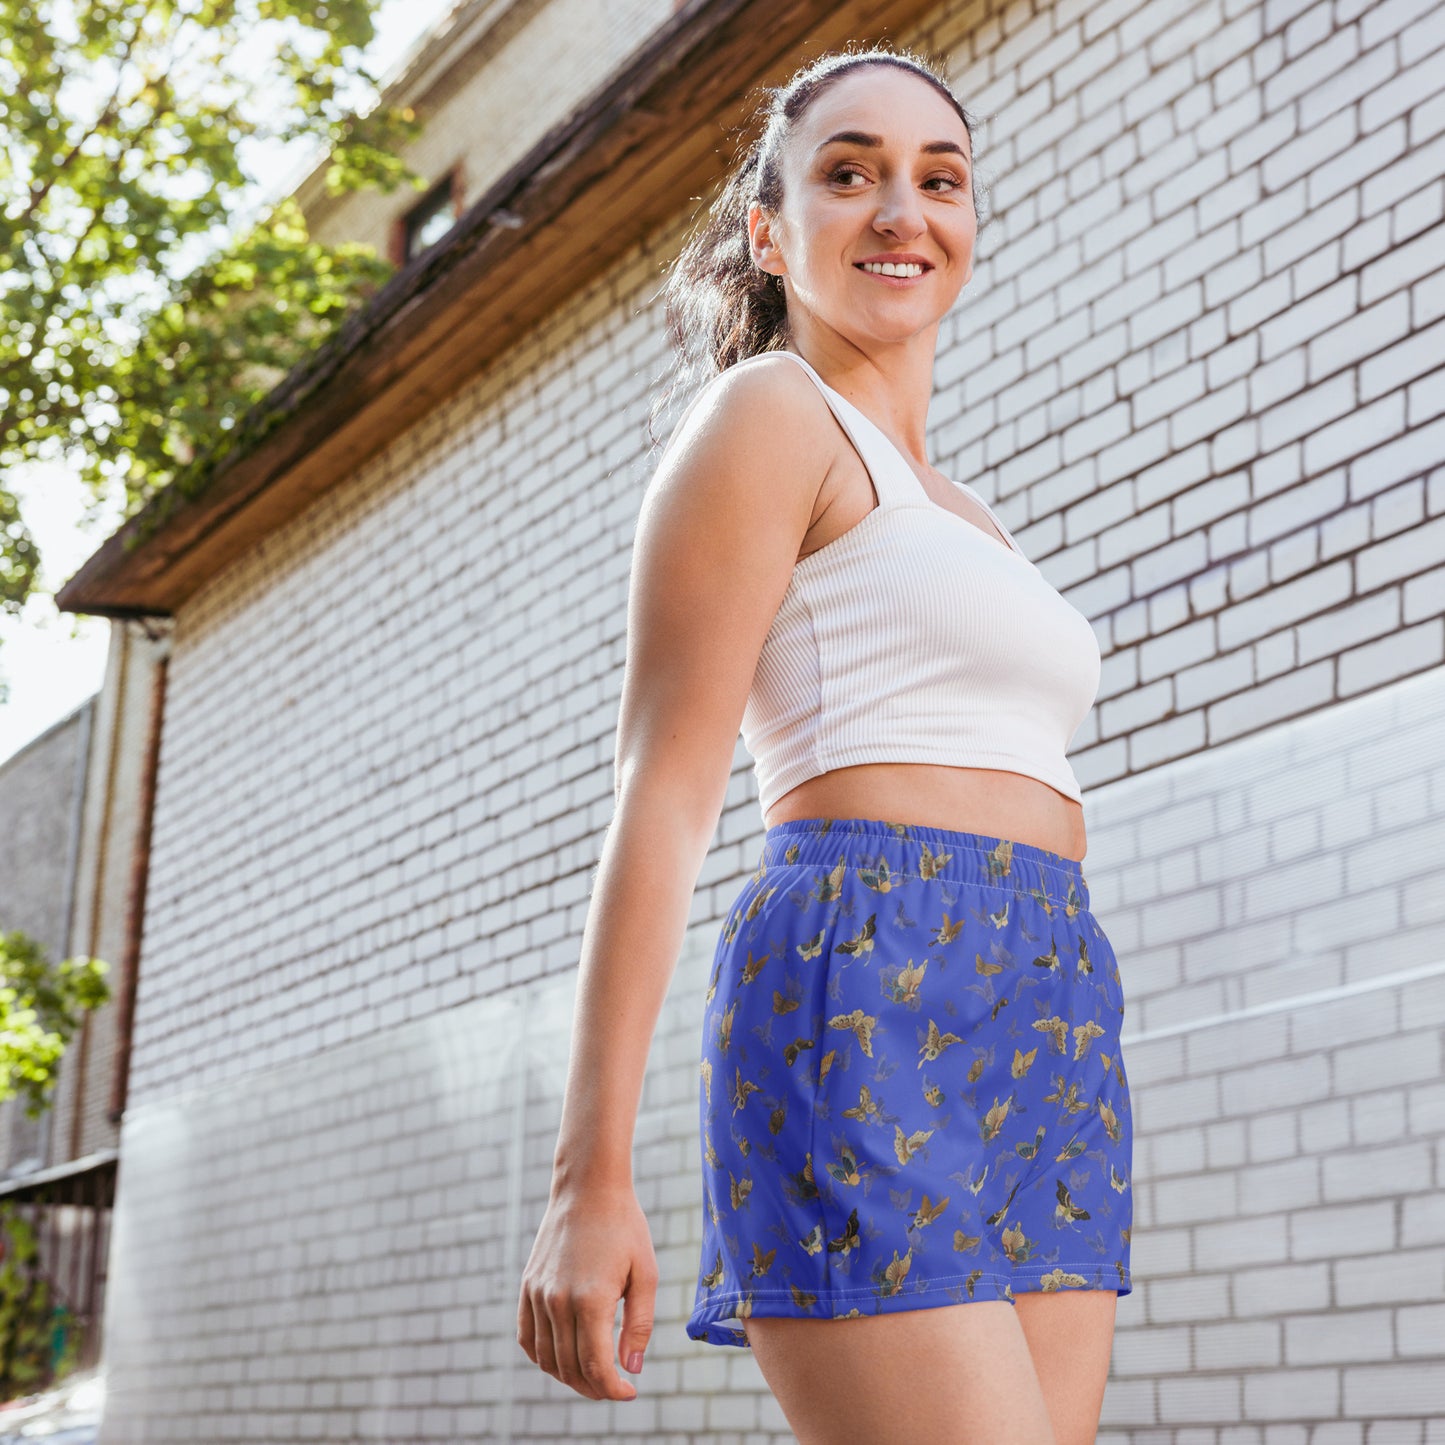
[772,349,927,511]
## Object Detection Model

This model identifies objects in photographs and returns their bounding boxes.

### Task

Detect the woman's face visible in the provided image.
[751,66,977,347]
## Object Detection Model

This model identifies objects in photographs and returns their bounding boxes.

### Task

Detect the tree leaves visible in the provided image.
[0,928,110,1120]
[1,0,424,600]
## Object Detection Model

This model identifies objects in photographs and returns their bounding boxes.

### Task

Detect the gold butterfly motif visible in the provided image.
[1099,1098,1122,1143]
[828,1008,878,1057]
[912,1194,949,1227]
[893,1124,934,1164]
[797,928,826,960]
[1031,937,1063,975]
[1062,877,1084,918]
[729,1065,761,1114]
[1071,1019,1106,1059]
[917,1018,963,1065]
[814,857,848,903]
[1014,1124,1047,1161]
[979,1096,1012,1143]
[842,1083,884,1125]
[1032,1016,1070,1053]
[877,1247,913,1296]
[728,1170,753,1209]
[826,1145,862,1186]
[1054,1179,1091,1224]
[918,841,953,879]
[1042,1074,1091,1114]
[827,1206,862,1255]
[987,840,1014,879]
[748,1241,776,1277]
[1028,887,1057,916]
[999,1218,1033,1260]
[744,885,779,921]
[857,857,901,892]
[882,958,927,1004]
[782,1036,815,1067]
[932,912,965,945]
[1051,1135,1088,1163]
[835,913,877,957]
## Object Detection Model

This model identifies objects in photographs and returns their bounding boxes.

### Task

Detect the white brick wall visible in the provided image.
[927,0,1445,788]
[102,0,1445,1437]
[1082,667,1445,1436]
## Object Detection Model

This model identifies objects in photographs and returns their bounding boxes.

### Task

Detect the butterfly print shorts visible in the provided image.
[685,815,1133,1348]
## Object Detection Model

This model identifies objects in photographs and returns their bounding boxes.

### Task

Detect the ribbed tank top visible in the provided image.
[739,348,1102,813]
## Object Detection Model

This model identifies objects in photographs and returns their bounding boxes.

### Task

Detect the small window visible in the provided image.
[402,175,458,260]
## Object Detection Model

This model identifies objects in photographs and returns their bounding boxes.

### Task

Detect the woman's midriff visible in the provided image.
[762,762,1087,863]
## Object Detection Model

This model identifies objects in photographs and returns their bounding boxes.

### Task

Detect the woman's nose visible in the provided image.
[872,183,926,238]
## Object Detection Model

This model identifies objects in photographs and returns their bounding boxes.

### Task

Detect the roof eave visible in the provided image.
[56,0,938,618]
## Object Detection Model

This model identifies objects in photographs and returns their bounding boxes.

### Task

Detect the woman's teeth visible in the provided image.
[860,261,926,276]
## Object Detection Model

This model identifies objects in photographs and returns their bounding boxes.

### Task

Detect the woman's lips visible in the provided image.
[854,263,932,287]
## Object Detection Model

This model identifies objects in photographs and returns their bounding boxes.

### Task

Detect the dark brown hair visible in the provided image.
[647,44,988,447]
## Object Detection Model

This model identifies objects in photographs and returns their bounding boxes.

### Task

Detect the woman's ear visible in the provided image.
[748,202,786,281]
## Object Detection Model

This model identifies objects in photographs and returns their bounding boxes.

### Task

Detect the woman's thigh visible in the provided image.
[743,1301,1058,1445]
[1014,1289,1118,1445]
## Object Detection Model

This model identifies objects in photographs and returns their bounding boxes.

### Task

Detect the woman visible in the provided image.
[518,45,1132,1445]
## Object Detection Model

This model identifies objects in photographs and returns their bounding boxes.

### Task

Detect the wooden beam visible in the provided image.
[56,0,942,618]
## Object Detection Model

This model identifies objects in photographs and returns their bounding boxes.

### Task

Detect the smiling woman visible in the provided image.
[520,45,1131,1445]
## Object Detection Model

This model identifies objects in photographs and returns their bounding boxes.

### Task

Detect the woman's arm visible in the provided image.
[518,354,834,1399]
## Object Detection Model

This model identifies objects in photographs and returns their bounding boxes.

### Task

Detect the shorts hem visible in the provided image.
[686,1264,1131,1348]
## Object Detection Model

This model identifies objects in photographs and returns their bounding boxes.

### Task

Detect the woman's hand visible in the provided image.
[517,1182,657,1401]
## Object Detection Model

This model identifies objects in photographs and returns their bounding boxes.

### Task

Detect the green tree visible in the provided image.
[0,929,110,1120]
[0,0,425,630]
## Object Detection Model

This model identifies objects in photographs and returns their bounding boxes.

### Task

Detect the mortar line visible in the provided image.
[1119,958,1445,1045]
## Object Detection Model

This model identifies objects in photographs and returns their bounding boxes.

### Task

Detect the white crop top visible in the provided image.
[737,348,1102,812]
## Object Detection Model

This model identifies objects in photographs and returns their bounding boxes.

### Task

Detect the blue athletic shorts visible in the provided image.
[686,816,1133,1348]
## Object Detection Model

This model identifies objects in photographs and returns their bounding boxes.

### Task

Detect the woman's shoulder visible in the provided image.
[661,350,829,461]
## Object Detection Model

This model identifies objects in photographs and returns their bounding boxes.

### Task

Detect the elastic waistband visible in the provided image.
[759,816,1090,911]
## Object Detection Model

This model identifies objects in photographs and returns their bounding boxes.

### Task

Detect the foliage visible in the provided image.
[0,1203,80,1397]
[0,929,110,1120]
[0,0,426,607]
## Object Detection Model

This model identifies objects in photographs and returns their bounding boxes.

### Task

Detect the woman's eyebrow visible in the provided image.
[814,129,970,165]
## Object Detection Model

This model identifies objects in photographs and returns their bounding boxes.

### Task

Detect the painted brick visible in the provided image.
[94,0,1445,1438]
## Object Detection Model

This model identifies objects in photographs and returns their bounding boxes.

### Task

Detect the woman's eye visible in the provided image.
[827,165,966,193]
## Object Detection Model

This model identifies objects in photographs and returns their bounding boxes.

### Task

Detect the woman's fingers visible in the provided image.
[516,1193,652,1400]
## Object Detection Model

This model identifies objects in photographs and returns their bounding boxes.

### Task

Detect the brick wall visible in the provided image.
[101,0,1445,1437]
